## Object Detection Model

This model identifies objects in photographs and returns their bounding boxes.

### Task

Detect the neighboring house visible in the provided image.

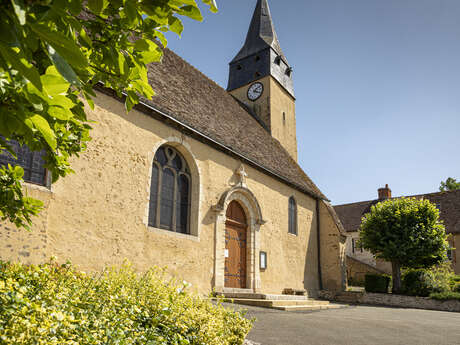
[0,0,346,295]
[334,185,460,281]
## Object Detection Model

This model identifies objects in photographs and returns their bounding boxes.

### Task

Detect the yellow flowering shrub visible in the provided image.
[0,260,252,344]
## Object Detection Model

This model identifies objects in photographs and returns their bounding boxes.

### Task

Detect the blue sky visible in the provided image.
[165,0,460,205]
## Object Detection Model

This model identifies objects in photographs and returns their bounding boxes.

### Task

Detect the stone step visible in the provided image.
[216,292,309,300]
[224,298,331,308]
[272,304,348,312]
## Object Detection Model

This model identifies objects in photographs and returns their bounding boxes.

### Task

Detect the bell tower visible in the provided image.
[228,0,297,161]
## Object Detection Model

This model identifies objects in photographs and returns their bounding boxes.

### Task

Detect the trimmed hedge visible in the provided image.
[0,260,253,345]
[364,274,391,293]
[430,292,460,301]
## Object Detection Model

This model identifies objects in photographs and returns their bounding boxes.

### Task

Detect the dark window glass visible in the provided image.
[160,168,175,229]
[176,174,189,234]
[171,154,182,170]
[154,147,167,166]
[148,145,192,234]
[288,197,297,235]
[148,164,159,227]
[0,138,47,186]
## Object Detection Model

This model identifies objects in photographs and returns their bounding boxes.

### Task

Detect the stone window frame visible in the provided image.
[148,145,191,234]
[144,138,201,239]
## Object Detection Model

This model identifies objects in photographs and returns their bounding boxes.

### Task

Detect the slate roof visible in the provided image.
[334,189,460,234]
[230,0,287,64]
[123,48,326,200]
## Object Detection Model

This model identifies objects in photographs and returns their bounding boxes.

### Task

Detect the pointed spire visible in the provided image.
[231,0,287,64]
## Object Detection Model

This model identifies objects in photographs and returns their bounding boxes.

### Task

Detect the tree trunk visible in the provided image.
[392,261,402,294]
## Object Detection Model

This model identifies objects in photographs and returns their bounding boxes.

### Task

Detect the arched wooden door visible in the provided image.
[225,201,248,288]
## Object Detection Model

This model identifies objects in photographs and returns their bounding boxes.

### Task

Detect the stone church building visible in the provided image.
[0,0,346,295]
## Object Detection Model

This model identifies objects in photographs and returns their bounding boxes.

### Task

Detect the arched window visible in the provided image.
[288,197,297,235]
[148,145,191,234]
[0,137,47,186]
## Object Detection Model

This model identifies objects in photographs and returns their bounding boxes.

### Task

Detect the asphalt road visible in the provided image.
[227,303,460,345]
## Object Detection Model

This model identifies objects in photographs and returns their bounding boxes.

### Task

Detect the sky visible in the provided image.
[165,0,460,205]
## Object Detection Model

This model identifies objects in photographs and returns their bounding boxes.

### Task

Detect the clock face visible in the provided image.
[247,82,264,101]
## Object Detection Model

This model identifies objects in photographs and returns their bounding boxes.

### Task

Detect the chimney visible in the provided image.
[378,184,392,200]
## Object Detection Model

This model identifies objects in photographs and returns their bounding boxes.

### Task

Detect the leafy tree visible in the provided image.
[359,197,449,294]
[439,177,460,192]
[0,0,217,229]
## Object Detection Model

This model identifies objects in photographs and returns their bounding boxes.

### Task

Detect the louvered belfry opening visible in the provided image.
[225,200,248,288]
[148,145,191,234]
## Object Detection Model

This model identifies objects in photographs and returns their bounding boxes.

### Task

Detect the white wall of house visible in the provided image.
[345,232,376,267]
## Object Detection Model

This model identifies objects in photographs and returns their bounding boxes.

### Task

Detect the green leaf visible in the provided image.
[202,0,218,13]
[134,39,162,64]
[0,43,43,91]
[88,0,109,14]
[29,23,88,69]
[48,106,73,120]
[41,67,70,96]
[68,0,83,15]
[124,0,138,24]
[11,0,26,25]
[179,5,203,21]
[28,114,57,150]
[46,45,81,86]
[47,95,76,109]
[169,17,184,36]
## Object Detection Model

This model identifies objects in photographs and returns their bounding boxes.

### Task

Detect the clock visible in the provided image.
[247,82,264,101]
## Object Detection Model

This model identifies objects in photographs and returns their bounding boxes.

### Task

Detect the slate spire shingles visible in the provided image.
[231,0,287,64]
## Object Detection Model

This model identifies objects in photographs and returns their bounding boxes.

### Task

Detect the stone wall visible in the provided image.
[320,291,460,313]
[346,255,386,285]
[0,91,344,295]
[319,201,347,292]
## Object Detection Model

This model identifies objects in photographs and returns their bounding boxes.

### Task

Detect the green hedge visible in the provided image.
[429,292,460,301]
[0,260,253,345]
[364,274,391,293]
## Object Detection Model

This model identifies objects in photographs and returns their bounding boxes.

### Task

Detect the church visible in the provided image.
[0,0,346,295]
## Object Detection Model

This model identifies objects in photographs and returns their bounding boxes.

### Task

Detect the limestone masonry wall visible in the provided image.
[0,91,344,295]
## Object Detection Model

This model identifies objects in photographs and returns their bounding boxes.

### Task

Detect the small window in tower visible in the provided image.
[283,112,286,124]
[286,67,293,77]
[274,56,281,65]
[237,64,242,70]
[254,71,261,78]
[255,55,261,62]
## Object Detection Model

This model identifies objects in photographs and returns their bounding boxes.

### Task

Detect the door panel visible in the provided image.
[225,201,247,288]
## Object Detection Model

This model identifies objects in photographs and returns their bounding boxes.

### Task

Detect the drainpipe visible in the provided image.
[316,199,323,291]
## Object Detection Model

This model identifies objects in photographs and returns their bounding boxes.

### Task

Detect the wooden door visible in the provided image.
[225,201,247,288]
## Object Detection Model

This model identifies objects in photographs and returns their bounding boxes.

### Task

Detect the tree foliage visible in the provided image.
[0,0,217,229]
[439,177,460,192]
[359,197,449,293]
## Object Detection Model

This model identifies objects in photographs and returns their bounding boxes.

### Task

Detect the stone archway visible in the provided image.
[212,183,265,292]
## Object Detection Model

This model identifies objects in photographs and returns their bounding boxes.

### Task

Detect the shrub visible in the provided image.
[453,282,460,293]
[0,259,253,345]
[364,274,391,293]
[402,265,452,297]
[402,269,434,297]
[429,292,460,301]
